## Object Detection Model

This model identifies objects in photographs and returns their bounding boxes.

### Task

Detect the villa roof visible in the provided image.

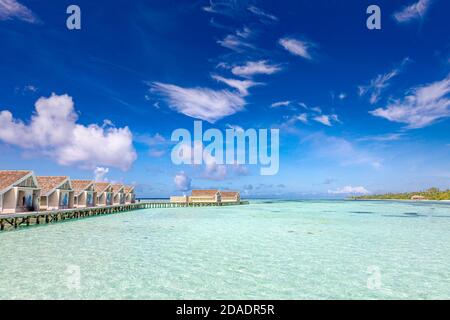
[111,184,125,194]
[0,170,33,193]
[71,180,94,196]
[94,182,111,194]
[124,185,135,193]
[221,191,240,197]
[191,189,220,197]
[36,176,70,196]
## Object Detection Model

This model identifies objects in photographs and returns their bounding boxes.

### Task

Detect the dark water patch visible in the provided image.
[432,215,450,218]
[403,212,422,216]
[351,211,374,214]
[382,215,421,218]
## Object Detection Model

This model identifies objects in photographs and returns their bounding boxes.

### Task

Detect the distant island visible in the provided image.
[352,188,450,201]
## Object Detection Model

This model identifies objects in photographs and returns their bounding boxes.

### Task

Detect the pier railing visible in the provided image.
[0,200,249,231]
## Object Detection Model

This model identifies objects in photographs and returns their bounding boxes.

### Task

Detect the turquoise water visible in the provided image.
[1,200,450,299]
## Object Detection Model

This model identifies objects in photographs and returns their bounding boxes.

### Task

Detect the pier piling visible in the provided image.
[0,200,249,231]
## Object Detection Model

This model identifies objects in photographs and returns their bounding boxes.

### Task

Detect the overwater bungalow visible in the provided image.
[170,190,241,204]
[124,185,136,204]
[0,170,41,214]
[111,184,125,205]
[72,180,97,208]
[95,182,113,206]
[221,191,241,203]
[37,176,74,211]
[170,195,189,203]
[189,189,222,203]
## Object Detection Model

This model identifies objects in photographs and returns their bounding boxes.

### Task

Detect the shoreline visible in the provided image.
[349,198,450,202]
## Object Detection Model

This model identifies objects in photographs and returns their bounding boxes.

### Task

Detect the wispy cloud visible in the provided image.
[338,92,347,100]
[247,5,278,21]
[358,133,404,142]
[311,106,322,113]
[0,0,39,23]
[151,82,245,123]
[313,114,340,126]
[279,37,315,60]
[370,74,450,129]
[236,26,253,39]
[15,84,38,95]
[231,60,282,77]
[211,74,261,96]
[328,186,370,195]
[271,101,291,108]
[202,0,238,17]
[217,34,255,52]
[393,0,432,23]
[359,57,410,104]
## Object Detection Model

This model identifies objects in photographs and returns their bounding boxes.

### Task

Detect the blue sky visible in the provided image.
[0,0,449,198]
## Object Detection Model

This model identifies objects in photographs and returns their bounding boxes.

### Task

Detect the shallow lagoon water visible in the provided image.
[1,200,450,299]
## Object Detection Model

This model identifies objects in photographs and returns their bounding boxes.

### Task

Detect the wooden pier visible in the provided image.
[0,200,249,231]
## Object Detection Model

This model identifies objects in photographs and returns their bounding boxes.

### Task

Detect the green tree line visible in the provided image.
[352,188,450,200]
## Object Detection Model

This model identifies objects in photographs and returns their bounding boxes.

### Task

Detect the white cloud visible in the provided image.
[328,186,370,195]
[313,114,340,126]
[231,60,282,77]
[0,0,39,23]
[247,6,278,21]
[296,114,308,124]
[0,93,137,170]
[202,0,238,17]
[211,74,261,96]
[370,74,450,129]
[217,34,254,52]
[338,92,347,100]
[279,37,314,60]
[174,171,192,191]
[359,58,410,104]
[94,167,109,181]
[298,102,308,109]
[393,0,432,23]
[311,106,322,113]
[15,84,38,95]
[280,113,308,129]
[271,101,291,108]
[151,82,245,123]
[236,26,253,39]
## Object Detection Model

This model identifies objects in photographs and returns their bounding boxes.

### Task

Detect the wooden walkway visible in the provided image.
[0,200,249,231]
